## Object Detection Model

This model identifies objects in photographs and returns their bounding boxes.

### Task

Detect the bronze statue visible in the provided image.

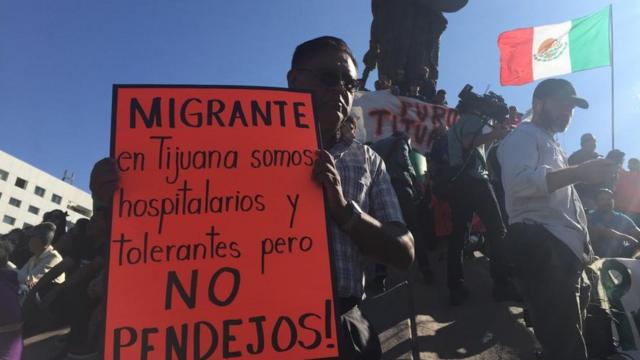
[362,0,468,99]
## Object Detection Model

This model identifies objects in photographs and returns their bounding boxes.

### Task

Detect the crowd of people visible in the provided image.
[1,35,639,360]
[378,74,640,359]
[1,207,108,359]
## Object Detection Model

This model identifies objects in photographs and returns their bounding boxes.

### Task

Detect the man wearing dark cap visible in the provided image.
[497,78,617,360]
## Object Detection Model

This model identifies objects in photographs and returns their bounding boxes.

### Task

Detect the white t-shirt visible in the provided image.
[16,245,65,286]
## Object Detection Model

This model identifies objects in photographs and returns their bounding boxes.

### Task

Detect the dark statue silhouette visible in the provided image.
[362,0,468,99]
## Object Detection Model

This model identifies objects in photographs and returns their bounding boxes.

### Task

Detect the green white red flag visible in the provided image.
[498,7,611,86]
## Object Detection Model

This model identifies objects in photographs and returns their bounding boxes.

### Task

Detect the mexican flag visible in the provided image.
[498,7,611,86]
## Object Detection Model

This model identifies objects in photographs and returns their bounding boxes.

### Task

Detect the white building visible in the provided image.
[0,150,93,234]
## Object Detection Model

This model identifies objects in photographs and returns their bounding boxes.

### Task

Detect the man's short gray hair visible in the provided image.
[28,222,57,246]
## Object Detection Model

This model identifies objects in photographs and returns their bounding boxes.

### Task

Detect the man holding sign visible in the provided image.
[287,36,415,358]
[92,36,413,359]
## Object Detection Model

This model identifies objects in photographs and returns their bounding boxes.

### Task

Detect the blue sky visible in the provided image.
[2,0,639,192]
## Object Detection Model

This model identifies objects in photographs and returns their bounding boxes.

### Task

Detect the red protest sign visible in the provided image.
[105,85,339,359]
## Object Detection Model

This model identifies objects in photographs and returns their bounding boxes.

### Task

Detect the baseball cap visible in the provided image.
[533,78,589,109]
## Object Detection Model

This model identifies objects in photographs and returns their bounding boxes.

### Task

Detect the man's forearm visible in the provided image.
[32,259,75,293]
[463,132,497,150]
[347,214,415,270]
[546,166,582,193]
[64,258,105,288]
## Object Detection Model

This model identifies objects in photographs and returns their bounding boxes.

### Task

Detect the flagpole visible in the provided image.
[610,4,615,150]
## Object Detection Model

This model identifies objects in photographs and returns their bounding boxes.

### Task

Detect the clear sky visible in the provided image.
[2,0,639,192]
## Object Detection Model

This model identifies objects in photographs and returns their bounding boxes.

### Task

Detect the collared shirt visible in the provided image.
[497,122,591,261]
[447,114,489,179]
[328,138,404,298]
[16,245,65,286]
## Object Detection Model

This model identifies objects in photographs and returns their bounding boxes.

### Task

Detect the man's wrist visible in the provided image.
[572,163,585,181]
[338,201,364,233]
[332,200,350,226]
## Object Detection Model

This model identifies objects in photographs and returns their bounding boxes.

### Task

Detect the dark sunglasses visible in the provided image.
[295,68,360,93]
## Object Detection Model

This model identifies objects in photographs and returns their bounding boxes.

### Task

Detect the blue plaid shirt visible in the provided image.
[328,138,404,298]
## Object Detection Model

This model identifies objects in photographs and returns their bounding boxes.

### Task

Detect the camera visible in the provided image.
[457,84,509,122]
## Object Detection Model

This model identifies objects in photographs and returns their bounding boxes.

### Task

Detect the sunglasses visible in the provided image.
[296,68,360,93]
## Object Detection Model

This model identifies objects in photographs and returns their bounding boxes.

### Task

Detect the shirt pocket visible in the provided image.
[343,165,371,206]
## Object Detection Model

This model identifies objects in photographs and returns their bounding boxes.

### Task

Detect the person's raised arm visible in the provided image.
[546,158,615,193]
[499,131,616,196]
[463,124,510,150]
[90,158,120,208]
[30,257,75,294]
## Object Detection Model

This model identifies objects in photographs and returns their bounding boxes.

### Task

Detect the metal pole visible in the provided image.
[610,4,615,150]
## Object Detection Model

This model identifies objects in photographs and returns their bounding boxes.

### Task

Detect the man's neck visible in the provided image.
[321,131,340,150]
[531,118,554,135]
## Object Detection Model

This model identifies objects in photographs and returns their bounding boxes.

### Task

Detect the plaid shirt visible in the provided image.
[328,138,404,298]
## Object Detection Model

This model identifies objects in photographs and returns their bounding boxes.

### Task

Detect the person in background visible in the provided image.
[588,188,640,258]
[22,212,107,355]
[506,106,523,127]
[0,241,22,360]
[568,133,601,210]
[603,149,625,191]
[433,89,447,105]
[568,133,600,165]
[498,78,617,360]
[446,95,510,305]
[615,158,640,225]
[16,222,65,295]
[24,219,92,307]
[3,229,31,269]
[43,210,68,246]
[374,78,391,91]
[370,132,433,291]
[53,218,90,259]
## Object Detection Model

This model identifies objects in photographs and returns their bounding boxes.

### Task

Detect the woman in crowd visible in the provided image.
[0,241,22,360]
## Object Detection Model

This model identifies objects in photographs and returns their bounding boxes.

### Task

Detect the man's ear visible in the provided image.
[532,98,543,114]
[286,69,296,88]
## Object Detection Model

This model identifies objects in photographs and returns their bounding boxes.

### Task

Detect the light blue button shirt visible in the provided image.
[497,122,591,261]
